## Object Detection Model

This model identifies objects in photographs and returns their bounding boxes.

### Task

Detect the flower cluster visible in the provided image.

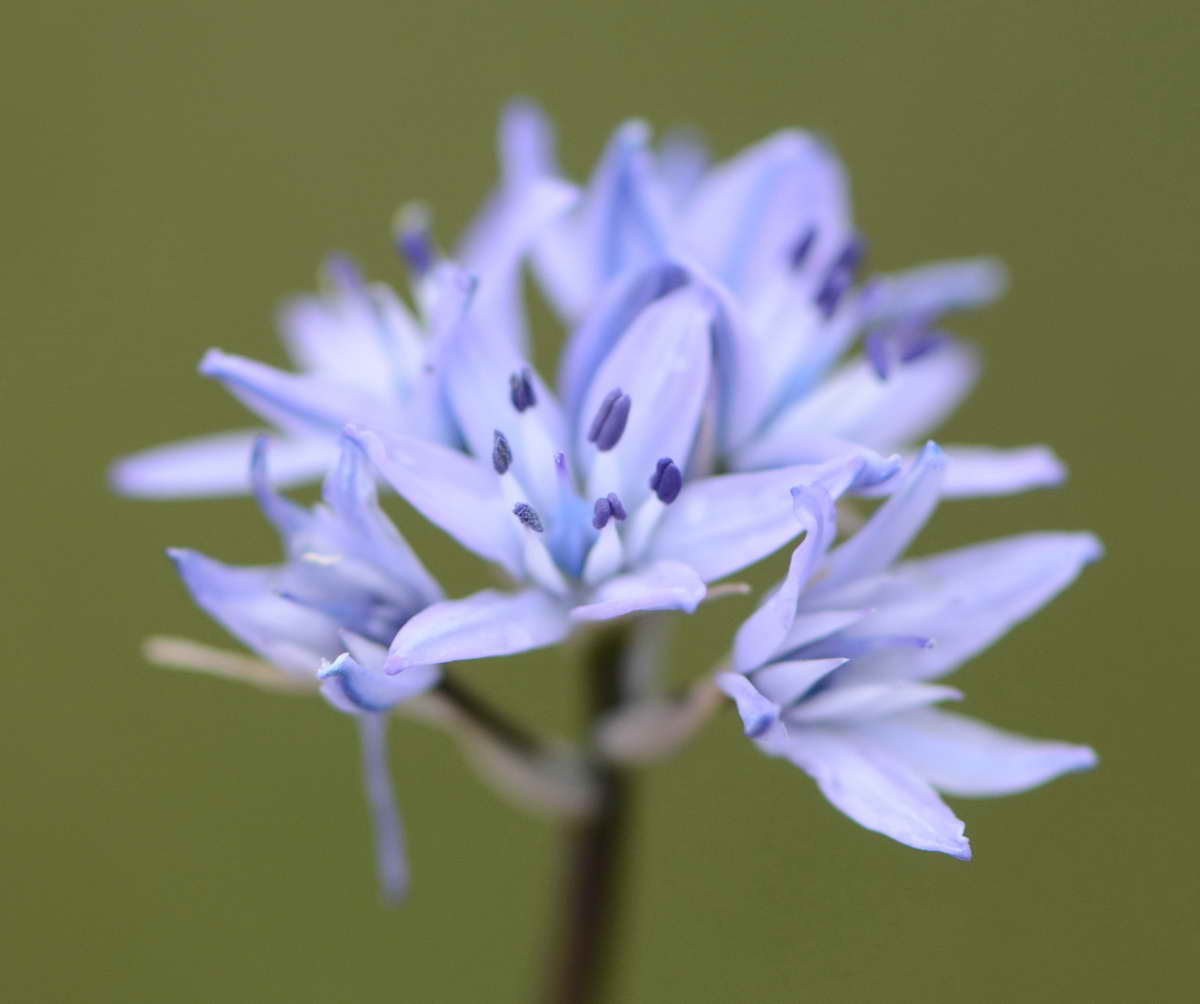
[116,102,1098,896]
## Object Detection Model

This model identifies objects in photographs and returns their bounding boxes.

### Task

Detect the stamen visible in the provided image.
[492,430,513,475]
[814,234,867,318]
[512,502,544,533]
[649,458,682,504]
[592,492,629,529]
[788,226,817,269]
[865,318,946,380]
[587,388,632,451]
[592,496,614,529]
[509,368,537,412]
[393,203,434,276]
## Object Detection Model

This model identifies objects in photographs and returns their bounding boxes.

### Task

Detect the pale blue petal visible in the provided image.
[732,484,838,672]
[749,342,980,457]
[656,127,710,207]
[818,442,946,591]
[559,262,689,427]
[385,588,571,671]
[321,437,443,607]
[776,728,971,859]
[575,286,714,510]
[865,708,1098,797]
[832,532,1103,684]
[570,560,707,622]
[863,258,1007,323]
[716,672,781,739]
[750,658,847,708]
[787,682,961,724]
[647,455,885,583]
[683,130,851,296]
[348,428,523,576]
[249,436,310,535]
[318,650,438,714]
[110,430,337,499]
[937,445,1066,498]
[200,349,396,435]
[167,548,339,675]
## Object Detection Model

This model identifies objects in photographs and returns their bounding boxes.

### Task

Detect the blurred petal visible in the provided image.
[750,342,980,457]
[716,672,782,739]
[938,445,1066,498]
[865,708,1098,797]
[863,258,1007,322]
[778,729,971,859]
[110,430,336,499]
[571,560,707,622]
[167,548,338,676]
[751,658,847,707]
[385,589,570,671]
[199,349,393,435]
[356,714,409,904]
[349,428,523,576]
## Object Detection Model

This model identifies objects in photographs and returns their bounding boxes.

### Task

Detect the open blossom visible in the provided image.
[110,177,575,499]
[168,436,445,898]
[718,443,1100,858]
[351,279,900,672]
[491,101,1064,498]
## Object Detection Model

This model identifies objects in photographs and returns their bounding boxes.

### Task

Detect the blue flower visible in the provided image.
[111,171,575,500]
[168,435,445,900]
[718,443,1100,859]
[488,101,1064,500]
[348,282,900,673]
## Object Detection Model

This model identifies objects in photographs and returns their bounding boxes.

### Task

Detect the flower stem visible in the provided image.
[542,627,632,1004]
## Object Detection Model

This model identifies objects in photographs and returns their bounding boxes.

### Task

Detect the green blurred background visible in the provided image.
[4,1,1196,1001]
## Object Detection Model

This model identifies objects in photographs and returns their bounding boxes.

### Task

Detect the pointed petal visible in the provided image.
[321,436,444,606]
[937,445,1066,498]
[349,428,522,576]
[751,658,847,707]
[570,560,707,622]
[110,430,337,499]
[750,342,980,457]
[249,436,310,536]
[559,262,690,426]
[832,532,1102,683]
[684,130,851,296]
[385,589,571,671]
[167,549,338,676]
[576,286,714,510]
[863,258,1007,322]
[648,455,882,583]
[818,442,946,591]
[199,349,394,435]
[865,708,1098,797]
[788,682,961,724]
[733,484,838,671]
[776,728,971,859]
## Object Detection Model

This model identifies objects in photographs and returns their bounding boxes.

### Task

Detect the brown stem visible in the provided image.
[541,628,631,1004]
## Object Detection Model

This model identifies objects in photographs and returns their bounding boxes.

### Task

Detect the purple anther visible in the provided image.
[814,234,867,319]
[605,492,627,521]
[648,458,682,504]
[509,369,537,412]
[788,226,817,269]
[512,502,544,533]
[865,317,947,380]
[394,204,435,275]
[587,388,632,451]
[592,496,614,530]
[492,430,513,475]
